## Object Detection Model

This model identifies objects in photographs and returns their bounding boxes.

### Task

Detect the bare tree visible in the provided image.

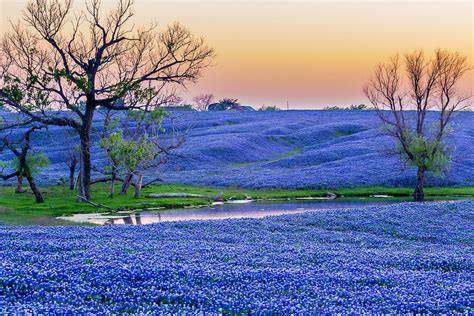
[0,0,214,201]
[193,93,214,111]
[364,49,471,201]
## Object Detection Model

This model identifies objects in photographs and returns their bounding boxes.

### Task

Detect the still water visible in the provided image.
[58,198,422,225]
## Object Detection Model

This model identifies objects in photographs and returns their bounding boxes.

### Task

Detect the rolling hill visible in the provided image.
[1,110,473,189]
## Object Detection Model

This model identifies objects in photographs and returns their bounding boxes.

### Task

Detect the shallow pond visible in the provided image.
[58,197,456,225]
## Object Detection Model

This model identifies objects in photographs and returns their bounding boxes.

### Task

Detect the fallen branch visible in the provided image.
[142,178,164,188]
[76,196,113,210]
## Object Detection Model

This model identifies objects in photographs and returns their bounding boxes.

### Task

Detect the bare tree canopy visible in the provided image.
[0,0,215,200]
[364,49,472,201]
[193,93,214,111]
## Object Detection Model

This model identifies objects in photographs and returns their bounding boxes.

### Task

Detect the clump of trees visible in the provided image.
[0,0,214,202]
[258,105,280,111]
[324,104,372,110]
[98,108,184,199]
[364,49,471,201]
[208,98,240,111]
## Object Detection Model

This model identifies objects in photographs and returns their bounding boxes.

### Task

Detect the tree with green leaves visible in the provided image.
[0,126,49,203]
[100,108,184,198]
[364,49,471,201]
[0,0,214,201]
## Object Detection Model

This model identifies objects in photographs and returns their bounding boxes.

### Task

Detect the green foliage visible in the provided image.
[100,108,169,179]
[111,80,141,99]
[401,133,449,174]
[53,69,92,94]
[99,130,125,171]
[100,131,155,173]
[12,153,50,177]
[2,75,24,104]
[122,135,155,172]
[127,107,168,126]
[335,130,354,138]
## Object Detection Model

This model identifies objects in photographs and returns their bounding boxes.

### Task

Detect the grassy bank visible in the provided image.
[0,183,473,225]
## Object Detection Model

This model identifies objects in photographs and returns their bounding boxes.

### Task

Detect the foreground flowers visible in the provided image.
[0,201,472,313]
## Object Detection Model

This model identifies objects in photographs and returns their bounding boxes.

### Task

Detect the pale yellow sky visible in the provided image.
[1,0,473,108]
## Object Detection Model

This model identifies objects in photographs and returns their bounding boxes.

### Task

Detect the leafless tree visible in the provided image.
[364,49,471,201]
[0,0,214,201]
[193,93,214,111]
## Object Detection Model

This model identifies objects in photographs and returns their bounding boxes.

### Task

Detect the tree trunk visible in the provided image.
[109,170,116,198]
[414,168,425,202]
[134,174,143,198]
[74,169,80,190]
[15,174,23,193]
[77,106,94,202]
[120,173,133,195]
[26,175,44,203]
[135,213,142,225]
[69,156,77,190]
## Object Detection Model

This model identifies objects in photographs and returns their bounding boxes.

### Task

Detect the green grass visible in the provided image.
[0,183,473,225]
[334,130,354,138]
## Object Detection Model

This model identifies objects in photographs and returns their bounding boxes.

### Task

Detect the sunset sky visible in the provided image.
[1,0,473,109]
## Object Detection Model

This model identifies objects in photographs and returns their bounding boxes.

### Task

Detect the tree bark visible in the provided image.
[414,168,425,202]
[74,169,80,190]
[120,173,133,195]
[15,174,23,193]
[69,156,77,190]
[26,175,44,203]
[109,170,116,198]
[134,174,143,198]
[77,105,94,202]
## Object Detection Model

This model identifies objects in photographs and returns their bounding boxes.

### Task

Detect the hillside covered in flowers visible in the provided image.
[1,110,473,189]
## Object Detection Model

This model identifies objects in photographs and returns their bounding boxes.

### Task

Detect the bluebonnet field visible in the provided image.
[0,200,472,313]
[1,110,474,189]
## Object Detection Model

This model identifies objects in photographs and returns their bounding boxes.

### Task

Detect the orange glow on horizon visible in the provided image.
[1,0,472,108]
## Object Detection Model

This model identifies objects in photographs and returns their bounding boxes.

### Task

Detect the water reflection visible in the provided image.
[104,212,156,225]
[62,199,415,226]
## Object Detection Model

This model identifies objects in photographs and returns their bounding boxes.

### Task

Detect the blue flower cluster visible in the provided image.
[1,110,473,188]
[1,201,472,313]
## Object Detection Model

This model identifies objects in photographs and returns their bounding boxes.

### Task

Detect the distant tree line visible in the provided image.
[324,104,374,110]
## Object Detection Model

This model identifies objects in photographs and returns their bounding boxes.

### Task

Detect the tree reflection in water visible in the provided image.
[105,212,160,225]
